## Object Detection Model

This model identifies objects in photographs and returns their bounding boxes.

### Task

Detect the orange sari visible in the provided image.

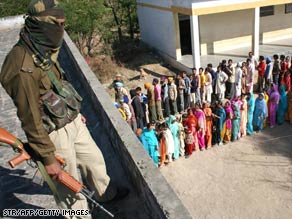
[159,134,167,165]
[204,107,213,148]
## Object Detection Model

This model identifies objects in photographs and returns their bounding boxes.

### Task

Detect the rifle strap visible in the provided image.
[46,70,67,98]
[36,160,67,209]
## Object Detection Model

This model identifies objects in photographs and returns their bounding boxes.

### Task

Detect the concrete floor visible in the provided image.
[161,122,292,219]
[179,38,292,68]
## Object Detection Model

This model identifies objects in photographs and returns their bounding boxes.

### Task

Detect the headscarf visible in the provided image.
[115,82,123,87]
[255,93,268,115]
[136,128,143,136]
[19,0,65,70]
[167,115,176,128]
[144,83,151,89]
[268,84,280,102]
[266,57,272,63]
[225,100,233,114]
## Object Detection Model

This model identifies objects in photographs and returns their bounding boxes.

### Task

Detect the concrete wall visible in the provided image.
[199,4,292,54]
[199,8,254,54]
[137,5,177,59]
[260,4,292,43]
[61,32,193,219]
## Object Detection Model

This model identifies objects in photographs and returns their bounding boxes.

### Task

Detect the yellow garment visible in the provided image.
[201,74,206,86]
[118,108,126,120]
[263,93,269,128]
[221,122,226,141]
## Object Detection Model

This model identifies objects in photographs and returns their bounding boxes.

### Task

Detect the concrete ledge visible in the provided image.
[61,33,192,219]
[0,15,24,31]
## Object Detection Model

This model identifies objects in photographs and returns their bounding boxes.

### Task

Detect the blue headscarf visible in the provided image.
[255,93,268,116]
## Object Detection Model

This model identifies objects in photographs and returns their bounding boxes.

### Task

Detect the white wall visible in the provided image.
[199,9,254,54]
[198,4,292,54]
[137,5,177,59]
[260,4,292,43]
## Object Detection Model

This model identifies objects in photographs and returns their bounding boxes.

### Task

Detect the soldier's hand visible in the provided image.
[81,115,86,124]
[45,161,62,180]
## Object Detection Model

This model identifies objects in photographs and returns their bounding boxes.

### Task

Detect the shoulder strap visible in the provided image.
[47,70,67,98]
[36,160,67,209]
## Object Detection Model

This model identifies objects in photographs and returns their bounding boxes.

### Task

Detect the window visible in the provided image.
[260,6,274,17]
[285,4,292,14]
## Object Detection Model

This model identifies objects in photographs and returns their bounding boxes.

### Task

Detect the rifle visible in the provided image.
[0,127,114,218]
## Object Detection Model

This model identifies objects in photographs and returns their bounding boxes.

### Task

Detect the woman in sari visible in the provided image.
[239,94,247,137]
[162,123,175,163]
[287,88,292,124]
[193,103,206,150]
[268,83,280,128]
[231,102,240,141]
[185,128,194,157]
[277,85,288,125]
[246,92,255,135]
[156,124,167,167]
[177,115,185,157]
[203,102,213,149]
[284,70,291,91]
[253,93,268,132]
[185,109,199,151]
[223,101,233,143]
[167,115,180,160]
[214,101,226,145]
[142,123,159,166]
[263,91,269,128]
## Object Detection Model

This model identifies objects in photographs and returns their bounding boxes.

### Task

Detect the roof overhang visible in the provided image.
[137,0,292,16]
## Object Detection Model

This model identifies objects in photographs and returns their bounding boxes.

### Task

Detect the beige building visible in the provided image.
[137,0,292,70]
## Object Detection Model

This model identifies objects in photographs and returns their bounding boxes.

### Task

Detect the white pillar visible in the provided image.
[190,15,201,69]
[252,7,260,58]
[173,12,182,60]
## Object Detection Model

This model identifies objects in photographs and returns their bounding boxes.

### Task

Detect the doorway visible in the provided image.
[179,14,192,55]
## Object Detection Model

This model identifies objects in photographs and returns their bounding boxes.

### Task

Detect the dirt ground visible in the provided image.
[95,48,178,100]
[160,123,292,219]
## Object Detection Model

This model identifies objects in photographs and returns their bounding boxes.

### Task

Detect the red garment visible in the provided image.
[257,61,266,77]
[281,61,288,73]
[184,115,199,151]
[185,130,194,155]
[284,72,291,91]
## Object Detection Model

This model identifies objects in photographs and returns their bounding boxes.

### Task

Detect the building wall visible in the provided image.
[260,4,292,43]
[199,4,292,55]
[137,5,177,59]
[199,8,253,54]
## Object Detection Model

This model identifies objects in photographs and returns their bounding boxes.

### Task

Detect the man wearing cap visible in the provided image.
[0,0,127,216]
[265,57,273,90]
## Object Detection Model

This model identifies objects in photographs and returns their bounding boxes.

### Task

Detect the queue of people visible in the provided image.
[112,52,292,167]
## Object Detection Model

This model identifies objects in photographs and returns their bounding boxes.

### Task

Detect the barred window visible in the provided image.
[285,4,292,14]
[260,6,274,17]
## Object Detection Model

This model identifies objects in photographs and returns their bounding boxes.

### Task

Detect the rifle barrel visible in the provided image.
[81,191,114,218]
